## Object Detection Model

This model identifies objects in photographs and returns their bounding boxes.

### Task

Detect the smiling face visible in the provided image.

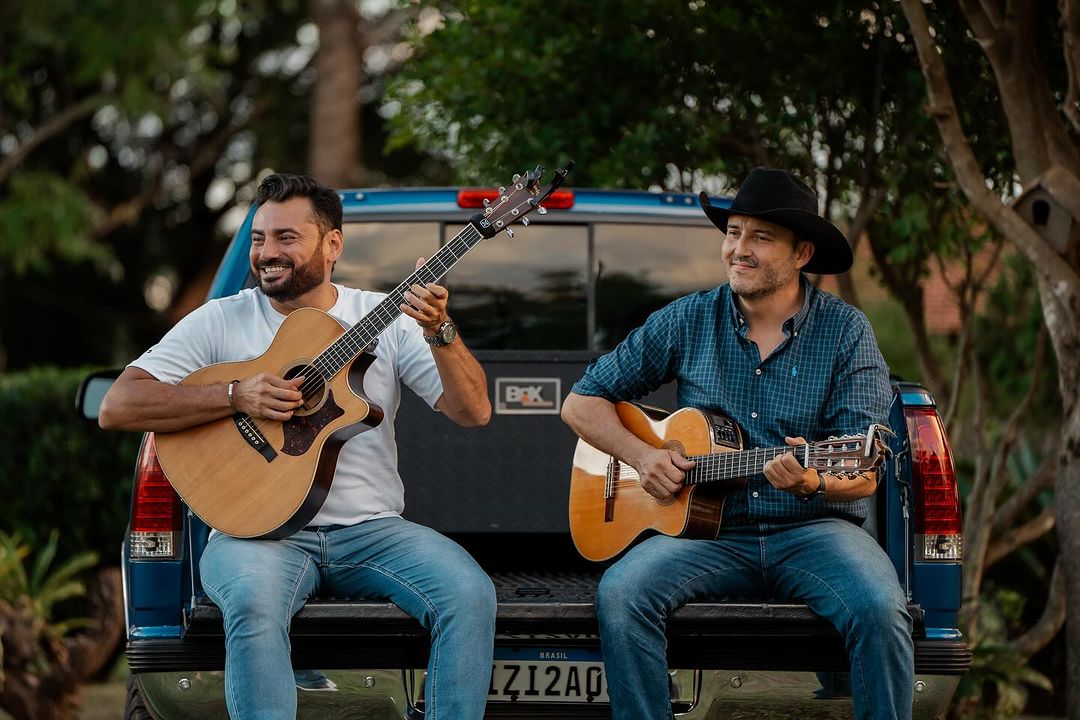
[723,214,813,301]
[249,196,341,305]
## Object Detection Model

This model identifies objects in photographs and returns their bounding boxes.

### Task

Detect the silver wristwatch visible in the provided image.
[423,319,457,347]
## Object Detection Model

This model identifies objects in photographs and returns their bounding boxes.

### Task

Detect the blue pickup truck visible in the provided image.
[81,183,971,719]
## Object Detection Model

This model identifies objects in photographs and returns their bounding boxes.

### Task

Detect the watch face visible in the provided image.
[441,321,457,343]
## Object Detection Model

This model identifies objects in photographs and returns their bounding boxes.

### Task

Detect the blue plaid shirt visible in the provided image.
[572,275,891,526]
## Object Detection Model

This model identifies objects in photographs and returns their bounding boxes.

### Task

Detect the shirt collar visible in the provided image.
[727,273,817,336]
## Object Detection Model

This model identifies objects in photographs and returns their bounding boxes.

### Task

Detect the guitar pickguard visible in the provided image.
[281,389,346,456]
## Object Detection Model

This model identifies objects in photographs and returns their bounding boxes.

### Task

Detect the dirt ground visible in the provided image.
[76,681,127,720]
[0,679,126,720]
[0,682,1069,720]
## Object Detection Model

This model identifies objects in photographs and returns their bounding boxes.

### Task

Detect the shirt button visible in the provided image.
[755,368,762,375]
[751,411,758,419]
[752,491,760,498]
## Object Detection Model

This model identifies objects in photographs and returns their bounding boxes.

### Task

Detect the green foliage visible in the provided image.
[0,173,109,276]
[952,589,1054,719]
[385,0,1002,200]
[973,256,1058,414]
[0,0,204,279]
[0,530,98,639]
[0,367,140,565]
[0,528,97,689]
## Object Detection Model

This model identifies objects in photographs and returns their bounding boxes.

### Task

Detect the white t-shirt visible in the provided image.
[129,284,444,527]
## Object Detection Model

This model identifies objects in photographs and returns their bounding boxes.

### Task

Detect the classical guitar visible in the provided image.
[567,401,892,561]
[154,163,574,539]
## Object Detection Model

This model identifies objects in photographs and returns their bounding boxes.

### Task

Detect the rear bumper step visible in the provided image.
[129,571,969,675]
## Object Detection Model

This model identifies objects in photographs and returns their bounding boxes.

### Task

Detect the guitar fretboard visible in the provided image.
[683,446,807,484]
[308,222,485,380]
[605,445,808,494]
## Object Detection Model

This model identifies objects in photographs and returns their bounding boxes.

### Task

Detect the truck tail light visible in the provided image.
[456,188,574,209]
[905,408,963,561]
[130,433,182,559]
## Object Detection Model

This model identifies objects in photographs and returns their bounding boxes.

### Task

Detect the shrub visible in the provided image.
[0,367,140,565]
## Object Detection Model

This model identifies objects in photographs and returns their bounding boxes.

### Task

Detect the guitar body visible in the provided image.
[568,402,744,562]
[154,307,385,539]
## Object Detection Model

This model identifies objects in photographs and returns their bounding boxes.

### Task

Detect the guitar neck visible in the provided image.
[310,221,486,379]
[683,445,808,485]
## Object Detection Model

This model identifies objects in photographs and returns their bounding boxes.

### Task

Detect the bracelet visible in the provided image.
[799,473,827,501]
[227,381,239,413]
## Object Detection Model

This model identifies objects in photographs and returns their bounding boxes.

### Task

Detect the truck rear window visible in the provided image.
[332,220,725,351]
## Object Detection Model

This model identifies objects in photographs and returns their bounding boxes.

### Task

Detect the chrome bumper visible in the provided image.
[137,669,958,720]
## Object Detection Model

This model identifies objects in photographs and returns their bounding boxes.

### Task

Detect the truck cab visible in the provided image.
[87,185,971,719]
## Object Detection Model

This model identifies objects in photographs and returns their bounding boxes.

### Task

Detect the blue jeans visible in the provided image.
[597,518,913,720]
[200,516,497,720]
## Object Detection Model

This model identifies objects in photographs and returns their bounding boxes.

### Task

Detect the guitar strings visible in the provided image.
[289,189,535,401]
[601,448,873,488]
[237,186,541,436]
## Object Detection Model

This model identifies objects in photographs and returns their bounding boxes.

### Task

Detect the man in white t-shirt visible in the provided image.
[100,174,495,720]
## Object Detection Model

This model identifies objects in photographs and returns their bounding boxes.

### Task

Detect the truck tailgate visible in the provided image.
[125,570,969,676]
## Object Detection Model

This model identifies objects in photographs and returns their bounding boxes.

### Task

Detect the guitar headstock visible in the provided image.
[470,161,575,239]
[805,424,894,476]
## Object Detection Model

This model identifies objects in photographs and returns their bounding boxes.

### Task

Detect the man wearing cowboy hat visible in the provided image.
[562,167,913,720]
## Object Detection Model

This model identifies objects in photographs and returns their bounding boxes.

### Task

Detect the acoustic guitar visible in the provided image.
[567,401,892,561]
[154,163,573,539]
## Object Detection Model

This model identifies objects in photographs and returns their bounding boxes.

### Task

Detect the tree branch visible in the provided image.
[986,506,1056,566]
[899,0,1080,326]
[961,344,992,627]
[1009,555,1067,659]
[1059,0,1080,135]
[958,0,1002,39]
[0,94,109,187]
[992,453,1057,532]
[91,97,268,240]
[942,311,976,431]
[984,322,1048,501]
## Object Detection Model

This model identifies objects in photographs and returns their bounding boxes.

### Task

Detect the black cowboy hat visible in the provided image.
[698,167,853,275]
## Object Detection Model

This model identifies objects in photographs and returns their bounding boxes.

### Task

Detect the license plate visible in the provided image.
[489,648,609,703]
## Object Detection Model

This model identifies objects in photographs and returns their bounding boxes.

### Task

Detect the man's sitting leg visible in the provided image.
[201,531,322,720]
[597,531,764,720]
[322,517,496,720]
[768,518,914,720]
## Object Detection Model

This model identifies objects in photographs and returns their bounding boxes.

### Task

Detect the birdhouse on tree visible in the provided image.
[1011,170,1080,254]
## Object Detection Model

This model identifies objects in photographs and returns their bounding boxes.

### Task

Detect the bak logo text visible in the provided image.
[495,378,562,415]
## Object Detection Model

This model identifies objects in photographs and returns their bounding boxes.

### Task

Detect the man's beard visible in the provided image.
[252,243,327,301]
[728,257,798,301]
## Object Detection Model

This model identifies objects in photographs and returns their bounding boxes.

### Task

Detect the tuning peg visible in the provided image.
[521,217,530,226]
[498,186,506,193]
[506,228,515,238]
[482,198,490,207]
[512,174,521,183]
[537,206,548,215]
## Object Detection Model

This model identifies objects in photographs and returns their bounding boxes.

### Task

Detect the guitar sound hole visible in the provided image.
[283,363,327,416]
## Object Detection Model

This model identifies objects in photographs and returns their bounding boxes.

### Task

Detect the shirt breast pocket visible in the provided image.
[770,361,828,440]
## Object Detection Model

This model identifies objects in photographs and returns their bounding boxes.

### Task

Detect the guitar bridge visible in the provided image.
[604,459,617,522]
[234,415,277,463]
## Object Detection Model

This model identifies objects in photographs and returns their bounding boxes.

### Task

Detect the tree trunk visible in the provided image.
[1041,272,1080,719]
[308,0,364,188]
[900,1,1080,714]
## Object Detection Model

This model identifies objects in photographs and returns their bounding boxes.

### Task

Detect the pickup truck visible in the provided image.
[80,184,971,719]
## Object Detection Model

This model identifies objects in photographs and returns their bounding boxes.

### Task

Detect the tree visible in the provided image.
[898,2,1080,716]
[309,0,364,186]
[390,1,1068,712]
[0,0,438,372]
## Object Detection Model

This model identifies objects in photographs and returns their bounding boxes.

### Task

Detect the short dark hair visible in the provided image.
[254,173,342,235]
